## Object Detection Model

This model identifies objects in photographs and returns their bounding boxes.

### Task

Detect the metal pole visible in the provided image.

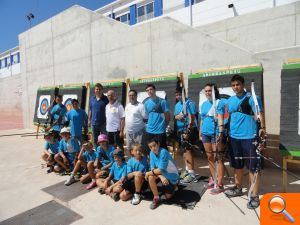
[190,0,193,26]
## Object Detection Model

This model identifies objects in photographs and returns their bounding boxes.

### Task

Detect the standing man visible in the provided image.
[224,75,265,209]
[105,90,125,149]
[125,90,147,151]
[46,95,67,138]
[66,99,88,144]
[88,83,109,146]
[174,88,198,183]
[144,84,170,149]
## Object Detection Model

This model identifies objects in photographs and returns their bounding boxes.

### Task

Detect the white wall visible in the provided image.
[0,64,20,78]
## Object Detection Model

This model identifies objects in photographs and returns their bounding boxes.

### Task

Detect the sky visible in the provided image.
[0,0,115,53]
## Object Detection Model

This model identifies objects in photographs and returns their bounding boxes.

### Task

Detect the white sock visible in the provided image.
[188,170,195,175]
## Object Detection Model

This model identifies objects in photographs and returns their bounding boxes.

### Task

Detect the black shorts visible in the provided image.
[159,181,177,195]
[122,178,148,194]
[229,138,260,172]
[177,127,198,151]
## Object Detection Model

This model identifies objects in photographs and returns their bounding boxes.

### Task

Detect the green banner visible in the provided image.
[189,66,263,79]
[59,85,84,90]
[38,86,56,91]
[282,63,300,70]
[130,76,177,84]
[91,81,123,87]
[280,146,300,157]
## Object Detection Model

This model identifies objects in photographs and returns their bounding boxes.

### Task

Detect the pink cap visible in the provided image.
[97,134,108,143]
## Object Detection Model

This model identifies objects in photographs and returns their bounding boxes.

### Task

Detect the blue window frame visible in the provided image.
[146,2,154,14]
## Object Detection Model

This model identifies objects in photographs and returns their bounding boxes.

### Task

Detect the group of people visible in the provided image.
[41,75,265,210]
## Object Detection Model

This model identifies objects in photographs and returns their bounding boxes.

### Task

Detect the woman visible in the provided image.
[199,84,227,194]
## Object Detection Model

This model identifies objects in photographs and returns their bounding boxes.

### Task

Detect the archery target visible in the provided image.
[63,94,78,112]
[137,91,166,103]
[37,95,51,119]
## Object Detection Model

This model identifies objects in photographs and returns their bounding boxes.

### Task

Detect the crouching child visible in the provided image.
[97,149,127,201]
[42,129,60,173]
[145,139,179,210]
[120,143,149,205]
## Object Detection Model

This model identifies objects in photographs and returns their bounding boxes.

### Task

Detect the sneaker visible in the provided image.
[150,197,161,210]
[111,193,120,202]
[210,185,224,195]
[247,196,260,209]
[98,188,105,195]
[131,193,141,205]
[224,186,243,198]
[181,173,195,184]
[47,167,53,174]
[205,177,214,189]
[180,170,189,179]
[65,176,76,186]
[85,180,97,190]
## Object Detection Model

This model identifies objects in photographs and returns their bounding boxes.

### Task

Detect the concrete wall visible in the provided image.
[19,5,255,129]
[198,1,300,53]
[0,74,23,129]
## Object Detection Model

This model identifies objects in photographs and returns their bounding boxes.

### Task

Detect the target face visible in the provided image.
[63,94,78,112]
[137,91,166,103]
[37,95,51,119]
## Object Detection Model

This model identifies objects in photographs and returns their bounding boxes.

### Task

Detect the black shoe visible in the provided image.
[47,167,53,174]
[150,197,161,210]
[224,186,243,198]
[247,196,260,209]
[111,193,120,202]
[98,188,105,195]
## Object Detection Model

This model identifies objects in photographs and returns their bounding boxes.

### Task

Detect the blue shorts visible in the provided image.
[229,138,260,172]
[201,134,216,144]
[64,152,76,169]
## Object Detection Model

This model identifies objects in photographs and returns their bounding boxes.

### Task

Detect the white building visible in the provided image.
[95,0,298,26]
[0,46,20,78]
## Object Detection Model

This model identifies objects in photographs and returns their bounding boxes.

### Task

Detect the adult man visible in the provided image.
[105,90,125,149]
[125,90,147,151]
[144,84,170,149]
[224,75,265,209]
[46,95,67,138]
[88,83,109,146]
[66,99,88,144]
[174,88,198,183]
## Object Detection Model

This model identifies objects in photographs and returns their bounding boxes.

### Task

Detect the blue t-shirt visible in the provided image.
[59,138,80,160]
[174,98,197,132]
[144,97,169,134]
[44,140,60,154]
[89,95,109,126]
[150,148,179,185]
[96,145,115,166]
[66,109,88,137]
[110,161,127,181]
[83,150,97,162]
[200,98,227,136]
[228,92,263,139]
[50,104,67,131]
[127,156,149,174]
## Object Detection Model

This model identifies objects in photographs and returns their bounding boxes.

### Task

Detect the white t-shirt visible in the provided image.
[106,101,125,132]
[125,102,147,134]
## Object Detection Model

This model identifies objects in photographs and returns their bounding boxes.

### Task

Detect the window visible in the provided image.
[137,2,154,23]
[0,58,6,68]
[12,54,19,65]
[116,13,130,24]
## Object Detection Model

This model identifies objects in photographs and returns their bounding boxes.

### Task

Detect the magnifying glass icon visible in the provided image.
[268,195,295,223]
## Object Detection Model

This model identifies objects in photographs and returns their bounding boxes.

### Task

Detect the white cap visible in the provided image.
[60,127,71,134]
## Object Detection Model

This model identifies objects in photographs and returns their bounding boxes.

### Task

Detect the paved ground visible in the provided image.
[0,129,299,225]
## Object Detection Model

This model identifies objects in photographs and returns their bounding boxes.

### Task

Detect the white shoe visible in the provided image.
[65,176,76,186]
[131,193,141,205]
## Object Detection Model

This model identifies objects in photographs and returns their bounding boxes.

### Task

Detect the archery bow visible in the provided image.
[212,85,219,189]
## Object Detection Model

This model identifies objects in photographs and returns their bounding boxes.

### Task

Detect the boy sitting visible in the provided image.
[42,129,60,173]
[145,139,179,209]
[120,143,149,205]
[65,141,96,188]
[54,127,80,175]
[96,149,127,201]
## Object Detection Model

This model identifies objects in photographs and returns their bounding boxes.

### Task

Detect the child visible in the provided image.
[120,143,149,205]
[96,149,127,201]
[54,127,80,175]
[145,139,179,210]
[95,134,115,179]
[42,130,60,173]
[64,141,96,188]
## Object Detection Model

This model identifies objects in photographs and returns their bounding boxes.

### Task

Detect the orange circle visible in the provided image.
[269,195,285,213]
[42,104,46,110]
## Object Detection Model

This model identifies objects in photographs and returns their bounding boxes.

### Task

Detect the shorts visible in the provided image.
[122,178,148,194]
[177,127,198,151]
[64,152,76,169]
[201,134,216,144]
[229,138,260,172]
[157,180,177,195]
